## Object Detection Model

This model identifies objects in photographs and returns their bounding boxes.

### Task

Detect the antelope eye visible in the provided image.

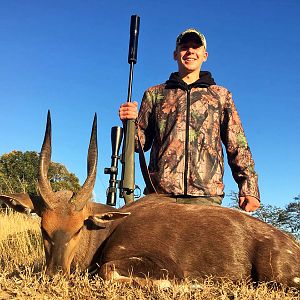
[41,227,54,246]
[41,227,50,240]
[73,227,82,238]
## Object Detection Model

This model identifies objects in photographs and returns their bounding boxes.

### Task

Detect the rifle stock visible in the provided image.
[120,119,135,203]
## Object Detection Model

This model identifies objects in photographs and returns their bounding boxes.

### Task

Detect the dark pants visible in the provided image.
[171,195,223,205]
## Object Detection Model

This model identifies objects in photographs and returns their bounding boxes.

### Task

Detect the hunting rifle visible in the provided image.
[105,15,140,206]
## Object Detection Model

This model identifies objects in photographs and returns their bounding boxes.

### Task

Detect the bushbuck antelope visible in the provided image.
[1,111,299,288]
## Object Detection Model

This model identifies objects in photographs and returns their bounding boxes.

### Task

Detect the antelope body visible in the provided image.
[1,112,299,288]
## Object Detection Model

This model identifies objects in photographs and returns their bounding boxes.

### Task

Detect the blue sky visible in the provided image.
[0,0,299,208]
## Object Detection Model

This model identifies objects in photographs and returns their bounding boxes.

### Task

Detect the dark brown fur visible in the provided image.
[95,195,300,287]
[1,184,300,288]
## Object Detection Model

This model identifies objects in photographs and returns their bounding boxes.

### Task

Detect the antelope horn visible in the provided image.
[38,110,56,209]
[71,114,98,211]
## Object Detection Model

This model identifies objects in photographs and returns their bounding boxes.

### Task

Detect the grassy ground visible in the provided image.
[0,210,299,300]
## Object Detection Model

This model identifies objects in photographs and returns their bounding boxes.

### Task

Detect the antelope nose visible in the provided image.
[46,264,68,276]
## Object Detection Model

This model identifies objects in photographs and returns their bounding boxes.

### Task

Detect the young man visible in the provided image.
[119,29,260,212]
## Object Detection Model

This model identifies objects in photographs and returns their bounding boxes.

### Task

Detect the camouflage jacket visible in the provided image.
[137,72,260,200]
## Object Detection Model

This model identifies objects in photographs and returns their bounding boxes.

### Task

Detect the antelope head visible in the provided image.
[0,112,129,275]
[37,111,98,275]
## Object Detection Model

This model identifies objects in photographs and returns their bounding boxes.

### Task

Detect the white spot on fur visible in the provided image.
[264,235,271,239]
[286,250,293,254]
[129,257,143,261]
[118,245,126,250]
[240,210,251,215]
[293,277,300,284]
[109,270,129,281]
[153,279,172,290]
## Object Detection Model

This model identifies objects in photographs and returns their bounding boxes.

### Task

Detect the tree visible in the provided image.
[227,191,300,241]
[0,150,81,196]
[280,195,300,240]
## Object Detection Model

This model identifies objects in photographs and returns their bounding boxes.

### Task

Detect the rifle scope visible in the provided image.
[105,126,123,206]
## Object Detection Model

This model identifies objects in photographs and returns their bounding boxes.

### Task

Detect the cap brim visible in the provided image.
[177,32,203,46]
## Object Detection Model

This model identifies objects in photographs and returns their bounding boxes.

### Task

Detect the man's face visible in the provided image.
[174,37,208,75]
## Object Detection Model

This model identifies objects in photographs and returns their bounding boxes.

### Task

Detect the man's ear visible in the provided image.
[88,212,131,228]
[0,193,42,215]
[173,49,178,61]
[203,51,208,62]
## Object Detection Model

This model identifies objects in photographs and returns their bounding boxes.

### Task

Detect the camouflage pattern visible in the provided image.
[176,28,207,49]
[137,83,260,201]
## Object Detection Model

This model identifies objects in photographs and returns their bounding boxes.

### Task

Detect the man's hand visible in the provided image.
[119,101,138,121]
[239,195,260,212]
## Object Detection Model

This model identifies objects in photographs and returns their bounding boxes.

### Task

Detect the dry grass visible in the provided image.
[0,210,299,300]
[0,210,44,274]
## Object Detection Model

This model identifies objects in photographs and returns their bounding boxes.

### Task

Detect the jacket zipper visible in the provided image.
[184,87,191,195]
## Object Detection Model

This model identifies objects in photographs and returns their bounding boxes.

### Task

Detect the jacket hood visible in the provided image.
[165,71,216,90]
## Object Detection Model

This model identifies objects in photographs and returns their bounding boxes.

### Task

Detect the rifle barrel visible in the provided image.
[120,15,140,204]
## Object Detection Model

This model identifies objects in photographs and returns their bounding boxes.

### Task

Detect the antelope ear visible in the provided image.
[0,193,42,215]
[88,212,131,227]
